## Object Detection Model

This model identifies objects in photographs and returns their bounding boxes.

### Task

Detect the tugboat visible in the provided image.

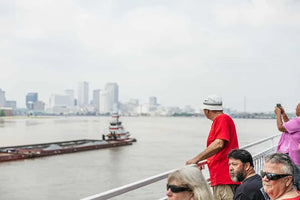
[105,113,136,142]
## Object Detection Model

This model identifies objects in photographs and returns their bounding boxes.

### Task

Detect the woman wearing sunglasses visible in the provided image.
[262,153,300,200]
[166,166,213,200]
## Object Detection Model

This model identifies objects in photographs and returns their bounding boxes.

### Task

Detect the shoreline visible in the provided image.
[0,115,55,119]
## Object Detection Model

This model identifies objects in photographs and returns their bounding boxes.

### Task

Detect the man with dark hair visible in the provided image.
[228,149,265,200]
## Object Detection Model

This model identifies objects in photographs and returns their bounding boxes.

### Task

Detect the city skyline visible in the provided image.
[0,82,165,109]
[0,82,291,114]
[0,1,299,113]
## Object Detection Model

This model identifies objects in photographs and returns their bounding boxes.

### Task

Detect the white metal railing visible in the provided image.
[80,162,207,200]
[242,134,281,173]
[81,134,281,200]
[240,134,281,150]
[80,168,177,200]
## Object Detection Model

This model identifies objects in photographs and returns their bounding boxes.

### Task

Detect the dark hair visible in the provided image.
[228,149,254,167]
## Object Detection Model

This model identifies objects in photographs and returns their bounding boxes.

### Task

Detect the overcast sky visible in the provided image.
[0,0,299,112]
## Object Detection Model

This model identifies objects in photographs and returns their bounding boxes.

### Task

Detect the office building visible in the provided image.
[121,98,139,115]
[99,91,110,114]
[26,93,38,110]
[78,81,89,107]
[92,89,101,112]
[49,94,75,114]
[64,89,75,108]
[33,101,45,112]
[104,82,119,112]
[0,89,6,107]
[149,96,157,106]
[5,100,17,111]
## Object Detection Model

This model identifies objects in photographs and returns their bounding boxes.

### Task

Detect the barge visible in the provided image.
[0,114,136,162]
[0,139,133,162]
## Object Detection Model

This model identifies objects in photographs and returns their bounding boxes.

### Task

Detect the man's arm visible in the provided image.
[186,139,226,165]
[282,113,289,122]
[280,106,289,122]
[275,107,288,132]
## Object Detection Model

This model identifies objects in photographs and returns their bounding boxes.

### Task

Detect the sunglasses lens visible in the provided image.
[260,171,290,180]
[167,184,191,193]
[170,186,180,193]
[260,171,265,177]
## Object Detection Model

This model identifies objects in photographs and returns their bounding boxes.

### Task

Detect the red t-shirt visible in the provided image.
[206,114,239,186]
[282,191,300,200]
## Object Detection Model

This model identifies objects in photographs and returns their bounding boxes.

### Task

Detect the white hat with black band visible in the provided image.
[202,95,223,111]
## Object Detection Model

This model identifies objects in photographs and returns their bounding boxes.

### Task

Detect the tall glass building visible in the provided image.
[26,92,38,110]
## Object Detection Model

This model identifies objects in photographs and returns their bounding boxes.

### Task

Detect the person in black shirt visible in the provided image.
[228,149,265,200]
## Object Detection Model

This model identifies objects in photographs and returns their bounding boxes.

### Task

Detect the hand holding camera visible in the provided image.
[276,103,285,114]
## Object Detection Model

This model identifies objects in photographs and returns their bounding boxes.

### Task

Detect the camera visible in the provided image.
[276,103,281,108]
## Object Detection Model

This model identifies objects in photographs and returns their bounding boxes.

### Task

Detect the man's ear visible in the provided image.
[286,176,293,187]
[245,162,251,171]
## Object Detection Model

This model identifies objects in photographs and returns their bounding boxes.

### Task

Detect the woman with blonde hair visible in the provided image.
[166,165,213,200]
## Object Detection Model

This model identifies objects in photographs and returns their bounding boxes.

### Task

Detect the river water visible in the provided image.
[0,116,279,200]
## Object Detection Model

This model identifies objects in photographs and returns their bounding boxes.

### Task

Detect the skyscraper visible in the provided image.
[0,89,6,107]
[26,92,38,110]
[149,96,157,106]
[99,91,110,114]
[64,89,75,108]
[92,89,101,112]
[105,82,119,112]
[78,81,89,107]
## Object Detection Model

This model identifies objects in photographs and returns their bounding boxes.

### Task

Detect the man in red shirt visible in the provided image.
[186,95,240,200]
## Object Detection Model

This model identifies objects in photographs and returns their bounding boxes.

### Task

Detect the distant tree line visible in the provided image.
[0,110,6,117]
[172,113,203,117]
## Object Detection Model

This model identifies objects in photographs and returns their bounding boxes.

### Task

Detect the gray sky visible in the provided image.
[0,0,299,112]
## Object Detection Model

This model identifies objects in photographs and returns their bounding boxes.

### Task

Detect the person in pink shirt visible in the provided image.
[275,103,300,166]
[275,103,300,190]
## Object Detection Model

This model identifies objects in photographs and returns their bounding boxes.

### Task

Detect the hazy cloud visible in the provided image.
[0,0,299,112]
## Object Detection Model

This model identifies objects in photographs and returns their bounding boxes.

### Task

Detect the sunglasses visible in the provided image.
[260,171,292,180]
[166,184,192,193]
